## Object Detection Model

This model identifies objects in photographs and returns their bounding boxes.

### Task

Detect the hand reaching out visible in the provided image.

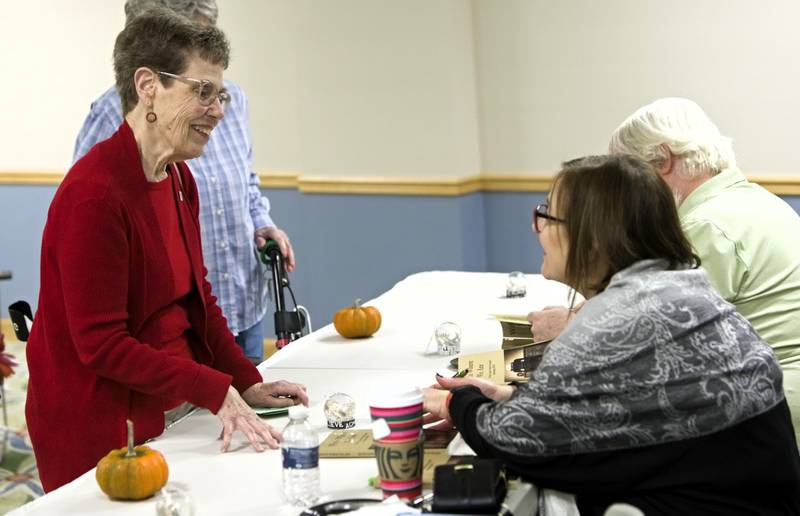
[242,380,309,408]
[215,386,283,453]
[432,375,515,402]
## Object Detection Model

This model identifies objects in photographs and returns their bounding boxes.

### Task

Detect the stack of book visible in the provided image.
[456,315,552,384]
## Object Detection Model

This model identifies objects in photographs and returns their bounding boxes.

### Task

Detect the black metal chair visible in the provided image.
[7,300,32,343]
[2,270,33,343]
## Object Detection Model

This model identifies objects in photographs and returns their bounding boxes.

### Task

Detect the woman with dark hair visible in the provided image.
[26,9,307,492]
[424,155,800,515]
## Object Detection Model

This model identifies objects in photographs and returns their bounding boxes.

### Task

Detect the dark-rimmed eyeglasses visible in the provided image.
[157,71,231,109]
[532,203,567,233]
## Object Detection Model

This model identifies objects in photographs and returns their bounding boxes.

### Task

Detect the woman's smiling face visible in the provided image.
[153,54,225,161]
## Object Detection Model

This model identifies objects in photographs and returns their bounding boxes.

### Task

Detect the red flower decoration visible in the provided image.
[0,333,17,379]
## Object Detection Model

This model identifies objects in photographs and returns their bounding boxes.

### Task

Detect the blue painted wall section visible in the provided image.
[458,193,488,273]
[0,185,57,318]
[784,196,800,214]
[484,191,547,275]
[1,184,799,340]
[265,190,495,334]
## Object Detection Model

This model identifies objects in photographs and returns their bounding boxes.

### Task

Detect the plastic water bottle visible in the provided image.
[282,405,321,506]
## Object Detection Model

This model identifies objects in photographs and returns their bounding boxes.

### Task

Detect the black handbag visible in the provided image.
[431,458,508,515]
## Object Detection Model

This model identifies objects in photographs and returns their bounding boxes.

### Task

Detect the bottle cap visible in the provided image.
[288,404,308,420]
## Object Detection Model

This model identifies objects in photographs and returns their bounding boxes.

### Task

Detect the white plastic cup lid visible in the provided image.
[369,385,424,409]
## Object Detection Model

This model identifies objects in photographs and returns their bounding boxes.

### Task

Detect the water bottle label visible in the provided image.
[282,447,319,469]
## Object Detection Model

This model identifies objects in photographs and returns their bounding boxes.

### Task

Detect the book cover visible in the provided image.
[458,341,551,384]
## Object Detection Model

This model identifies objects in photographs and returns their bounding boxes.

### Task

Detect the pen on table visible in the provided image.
[435,369,469,379]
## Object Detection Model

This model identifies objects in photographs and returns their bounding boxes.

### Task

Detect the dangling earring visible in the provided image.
[146,112,157,123]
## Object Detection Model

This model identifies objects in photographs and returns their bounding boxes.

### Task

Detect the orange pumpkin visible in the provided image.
[96,420,169,500]
[333,299,382,338]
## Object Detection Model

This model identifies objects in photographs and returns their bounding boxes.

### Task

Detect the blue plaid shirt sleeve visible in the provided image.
[73,88,123,164]
[239,91,274,230]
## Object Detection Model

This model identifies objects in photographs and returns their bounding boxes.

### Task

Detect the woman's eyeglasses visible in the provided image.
[157,71,231,109]
[532,203,567,233]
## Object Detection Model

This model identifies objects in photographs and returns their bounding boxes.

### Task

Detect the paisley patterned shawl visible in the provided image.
[476,259,784,457]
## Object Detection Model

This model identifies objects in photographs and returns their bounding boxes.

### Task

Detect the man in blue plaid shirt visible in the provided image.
[73,0,296,364]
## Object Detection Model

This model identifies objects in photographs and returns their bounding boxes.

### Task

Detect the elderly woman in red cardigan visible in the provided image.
[26,9,308,492]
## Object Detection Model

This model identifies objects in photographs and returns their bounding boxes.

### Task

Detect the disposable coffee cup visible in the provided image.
[372,434,424,500]
[369,385,424,442]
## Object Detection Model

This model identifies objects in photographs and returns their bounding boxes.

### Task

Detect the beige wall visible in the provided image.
[474,0,800,174]
[220,0,481,178]
[218,0,304,172]
[1,0,124,171]
[2,0,799,178]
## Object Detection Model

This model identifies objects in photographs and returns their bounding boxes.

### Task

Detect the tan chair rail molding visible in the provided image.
[2,170,800,196]
[0,316,278,356]
[1,319,14,342]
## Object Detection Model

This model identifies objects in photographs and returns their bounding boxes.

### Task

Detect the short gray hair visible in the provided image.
[609,98,736,178]
[124,0,218,25]
[114,7,229,115]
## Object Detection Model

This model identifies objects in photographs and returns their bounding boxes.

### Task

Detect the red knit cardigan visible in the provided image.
[26,121,263,492]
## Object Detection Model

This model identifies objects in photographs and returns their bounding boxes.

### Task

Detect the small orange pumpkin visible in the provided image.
[333,299,382,338]
[96,419,169,500]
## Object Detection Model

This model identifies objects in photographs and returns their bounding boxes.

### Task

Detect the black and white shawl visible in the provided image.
[476,259,784,457]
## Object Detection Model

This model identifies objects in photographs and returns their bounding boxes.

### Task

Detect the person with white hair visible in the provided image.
[528,97,800,444]
[73,0,295,365]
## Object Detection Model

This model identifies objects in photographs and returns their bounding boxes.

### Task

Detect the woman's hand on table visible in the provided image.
[433,375,515,402]
[216,386,283,453]
[242,380,309,408]
[422,376,515,430]
[423,387,453,430]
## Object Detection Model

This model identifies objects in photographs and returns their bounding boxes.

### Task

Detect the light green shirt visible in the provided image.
[679,167,800,365]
